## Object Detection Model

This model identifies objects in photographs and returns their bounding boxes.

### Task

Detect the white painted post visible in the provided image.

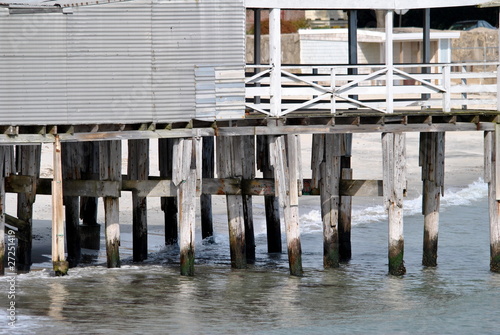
[385,10,394,114]
[443,65,451,112]
[331,70,336,114]
[269,8,282,117]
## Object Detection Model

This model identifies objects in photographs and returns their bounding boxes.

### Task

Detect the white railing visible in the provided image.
[245,62,500,116]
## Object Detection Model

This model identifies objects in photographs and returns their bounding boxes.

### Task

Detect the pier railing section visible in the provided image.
[245,62,500,116]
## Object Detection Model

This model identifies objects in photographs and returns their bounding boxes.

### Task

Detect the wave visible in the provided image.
[298,178,488,233]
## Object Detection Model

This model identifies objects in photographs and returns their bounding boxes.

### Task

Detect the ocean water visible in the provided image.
[1,179,499,334]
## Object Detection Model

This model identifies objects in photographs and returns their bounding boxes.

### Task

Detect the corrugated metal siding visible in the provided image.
[0,14,68,124]
[67,1,154,124]
[152,0,245,122]
[0,0,245,125]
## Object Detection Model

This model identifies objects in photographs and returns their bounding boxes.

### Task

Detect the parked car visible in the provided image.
[449,20,496,30]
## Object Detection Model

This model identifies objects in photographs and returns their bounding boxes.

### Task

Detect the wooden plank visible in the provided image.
[496,124,500,201]
[270,135,303,276]
[128,139,149,262]
[176,138,197,276]
[79,141,100,249]
[4,214,29,243]
[241,135,256,263]
[52,136,68,276]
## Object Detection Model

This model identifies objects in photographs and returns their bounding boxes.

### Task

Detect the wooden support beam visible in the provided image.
[80,141,100,250]
[100,140,122,268]
[201,136,214,241]
[270,135,303,276]
[62,142,82,268]
[320,134,342,268]
[159,138,178,245]
[217,136,247,269]
[382,132,406,276]
[420,132,445,267]
[485,127,500,272]
[128,139,149,262]
[16,144,41,273]
[173,138,199,276]
[52,136,69,276]
[257,135,281,253]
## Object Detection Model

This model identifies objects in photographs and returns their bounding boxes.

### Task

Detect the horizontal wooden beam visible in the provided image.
[5,175,384,198]
[4,214,29,242]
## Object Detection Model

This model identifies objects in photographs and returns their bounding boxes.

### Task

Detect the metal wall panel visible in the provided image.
[66,1,154,124]
[0,14,68,125]
[152,0,246,122]
[0,0,245,126]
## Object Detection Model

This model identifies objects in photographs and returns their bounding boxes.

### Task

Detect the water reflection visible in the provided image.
[47,281,69,321]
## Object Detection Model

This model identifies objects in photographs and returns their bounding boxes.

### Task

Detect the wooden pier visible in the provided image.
[0,0,499,278]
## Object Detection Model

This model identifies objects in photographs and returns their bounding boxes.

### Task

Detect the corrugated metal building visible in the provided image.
[0,0,246,125]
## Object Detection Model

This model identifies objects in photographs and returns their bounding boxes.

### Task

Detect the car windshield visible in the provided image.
[449,20,495,30]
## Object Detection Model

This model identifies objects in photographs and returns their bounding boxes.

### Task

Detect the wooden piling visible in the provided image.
[382,132,406,276]
[420,132,445,267]
[485,128,500,272]
[217,136,247,269]
[128,139,149,262]
[173,138,199,276]
[0,147,5,276]
[201,136,214,241]
[80,141,100,250]
[62,142,82,267]
[159,138,178,245]
[270,135,302,276]
[257,135,281,253]
[52,136,69,276]
[320,134,342,268]
[241,135,256,263]
[99,140,122,268]
[16,144,41,273]
[339,134,353,262]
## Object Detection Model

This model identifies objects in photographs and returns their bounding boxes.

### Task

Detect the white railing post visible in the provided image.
[269,8,281,117]
[331,69,336,114]
[385,10,394,114]
[443,64,451,112]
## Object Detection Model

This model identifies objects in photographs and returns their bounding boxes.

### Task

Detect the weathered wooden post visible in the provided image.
[382,132,406,276]
[270,134,303,276]
[420,132,445,266]
[485,126,500,272]
[241,135,256,263]
[159,138,178,245]
[339,134,353,262]
[52,136,69,276]
[217,136,247,269]
[128,139,149,262]
[80,141,100,251]
[173,137,200,276]
[257,135,281,253]
[16,144,41,273]
[99,140,122,268]
[201,136,214,241]
[62,142,82,267]
[0,147,5,276]
[320,134,342,268]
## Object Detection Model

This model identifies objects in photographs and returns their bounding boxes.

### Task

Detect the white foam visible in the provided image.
[297,178,488,231]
